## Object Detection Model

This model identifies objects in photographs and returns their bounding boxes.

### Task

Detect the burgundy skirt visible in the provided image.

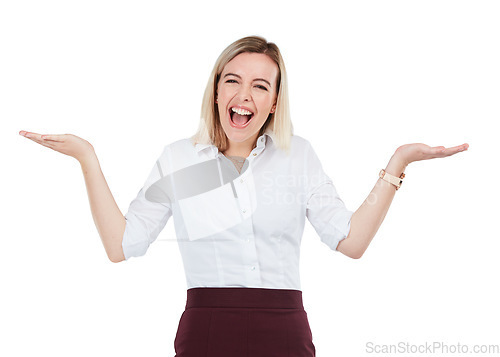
[173,287,316,356]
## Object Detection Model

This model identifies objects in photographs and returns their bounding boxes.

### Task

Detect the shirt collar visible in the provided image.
[195,129,275,155]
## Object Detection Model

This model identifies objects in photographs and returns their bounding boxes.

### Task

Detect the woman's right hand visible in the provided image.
[19,130,96,163]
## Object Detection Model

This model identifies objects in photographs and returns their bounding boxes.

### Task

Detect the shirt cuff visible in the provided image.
[121,215,150,260]
[319,210,354,252]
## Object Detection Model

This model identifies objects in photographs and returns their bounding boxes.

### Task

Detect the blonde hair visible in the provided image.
[190,35,293,154]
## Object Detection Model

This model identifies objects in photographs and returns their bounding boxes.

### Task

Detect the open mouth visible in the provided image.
[229,107,254,128]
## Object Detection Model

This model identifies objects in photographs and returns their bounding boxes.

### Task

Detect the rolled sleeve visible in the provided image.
[305,141,354,251]
[122,147,173,260]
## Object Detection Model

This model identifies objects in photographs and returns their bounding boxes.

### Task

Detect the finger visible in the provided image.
[22,132,53,144]
[447,145,465,153]
[438,144,469,157]
[23,132,52,142]
[40,134,63,142]
[21,131,42,139]
[432,146,446,153]
[26,136,56,149]
[19,130,38,137]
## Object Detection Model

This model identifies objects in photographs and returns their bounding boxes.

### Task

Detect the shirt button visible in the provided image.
[242,208,246,213]
[251,266,256,271]
[260,138,264,142]
[246,238,250,242]
[240,178,244,183]
[253,153,257,156]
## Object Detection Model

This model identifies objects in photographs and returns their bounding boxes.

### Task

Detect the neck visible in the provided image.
[224,135,258,157]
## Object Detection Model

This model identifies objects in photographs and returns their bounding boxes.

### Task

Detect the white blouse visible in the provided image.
[121,129,354,290]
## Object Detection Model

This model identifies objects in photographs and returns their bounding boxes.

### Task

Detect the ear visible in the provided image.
[270,103,276,113]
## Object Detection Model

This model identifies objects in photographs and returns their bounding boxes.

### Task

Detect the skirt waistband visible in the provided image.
[185,287,304,309]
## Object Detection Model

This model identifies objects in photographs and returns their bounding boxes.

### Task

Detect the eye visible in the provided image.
[255,85,268,91]
[225,79,237,83]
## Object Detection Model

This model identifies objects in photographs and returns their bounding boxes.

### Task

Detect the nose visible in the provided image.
[237,83,252,102]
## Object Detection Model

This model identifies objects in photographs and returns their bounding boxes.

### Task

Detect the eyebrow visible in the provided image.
[223,73,272,88]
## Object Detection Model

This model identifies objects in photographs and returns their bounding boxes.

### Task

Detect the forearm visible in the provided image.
[79,152,126,262]
[337,152,407,258]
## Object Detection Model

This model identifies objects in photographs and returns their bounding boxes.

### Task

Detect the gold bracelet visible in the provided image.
[379,169,405,190]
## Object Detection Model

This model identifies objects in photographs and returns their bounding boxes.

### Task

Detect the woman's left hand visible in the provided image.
[395,142,469,167]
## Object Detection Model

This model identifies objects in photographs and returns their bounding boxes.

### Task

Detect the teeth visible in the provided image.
[231,107,253,115]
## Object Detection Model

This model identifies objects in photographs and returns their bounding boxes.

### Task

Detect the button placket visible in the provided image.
[239,219,260,285]
[247,263,260,281]
[234,171,252,220]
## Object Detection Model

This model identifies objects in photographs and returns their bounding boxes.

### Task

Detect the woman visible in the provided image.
[19,35,468,356]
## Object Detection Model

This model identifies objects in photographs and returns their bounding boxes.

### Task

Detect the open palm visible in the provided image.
[396,142,469,167]
[19,130,95,163]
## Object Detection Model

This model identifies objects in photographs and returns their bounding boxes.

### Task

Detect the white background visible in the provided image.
[2,0,498,356]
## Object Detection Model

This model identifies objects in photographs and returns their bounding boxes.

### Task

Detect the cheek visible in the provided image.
[256,97,274,112]
[218,85,236,99]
